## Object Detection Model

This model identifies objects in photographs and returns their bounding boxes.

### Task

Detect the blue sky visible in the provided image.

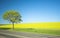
[0,0,60,24]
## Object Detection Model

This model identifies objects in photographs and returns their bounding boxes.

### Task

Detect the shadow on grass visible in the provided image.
[0,28,11,30]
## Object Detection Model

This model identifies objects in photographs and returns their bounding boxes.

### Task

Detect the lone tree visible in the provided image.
[3,10,22,30]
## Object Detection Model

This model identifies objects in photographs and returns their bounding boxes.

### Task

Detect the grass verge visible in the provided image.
[14,28,60,35]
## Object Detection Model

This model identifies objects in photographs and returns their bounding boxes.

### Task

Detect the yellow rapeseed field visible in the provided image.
[0,22,60,30]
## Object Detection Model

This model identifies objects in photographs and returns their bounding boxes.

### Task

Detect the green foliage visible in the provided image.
[3,10,22,23]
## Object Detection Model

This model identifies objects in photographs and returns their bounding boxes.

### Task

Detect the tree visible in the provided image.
[3,10,22,30]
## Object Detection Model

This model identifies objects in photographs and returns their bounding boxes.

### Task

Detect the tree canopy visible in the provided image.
[3,10,22,23]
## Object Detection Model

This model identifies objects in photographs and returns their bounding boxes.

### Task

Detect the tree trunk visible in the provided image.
[12,22,14,30]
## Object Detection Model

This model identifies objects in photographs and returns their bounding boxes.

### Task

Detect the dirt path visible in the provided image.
[0,33,19,38]
[0,30,60,38]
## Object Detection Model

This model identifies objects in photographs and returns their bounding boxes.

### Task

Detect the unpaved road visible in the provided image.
[0,30,60,38]
[0,34,18,38]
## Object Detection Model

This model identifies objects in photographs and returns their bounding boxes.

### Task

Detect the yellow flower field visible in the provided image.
[0,22,60,30]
